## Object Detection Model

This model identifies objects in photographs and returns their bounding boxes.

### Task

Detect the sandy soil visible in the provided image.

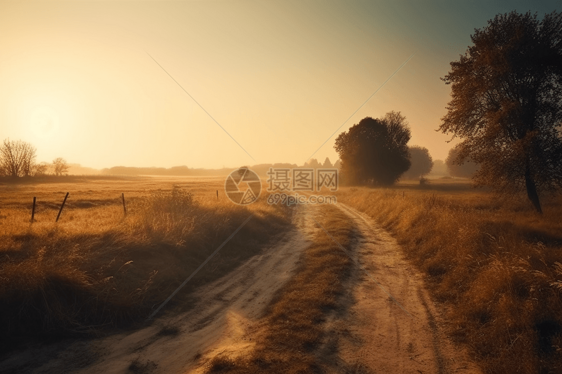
[1,203,481,373]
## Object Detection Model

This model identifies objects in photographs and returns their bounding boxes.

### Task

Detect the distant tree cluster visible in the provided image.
[445,146,479,178]
[431,159,448,176]
[52,157,69,176]
[102,163,345,178]
[304,158,321,168]
[439,11,562,212]
[304,157,336,168]
[335,111,411,186]
[103,165,193,176]
[402,146,433,180]
[0,138,69,177]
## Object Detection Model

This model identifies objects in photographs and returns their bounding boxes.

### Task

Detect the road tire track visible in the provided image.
[329,203,481,374]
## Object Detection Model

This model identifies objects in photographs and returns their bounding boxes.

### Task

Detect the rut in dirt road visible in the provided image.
[327,203,481,374]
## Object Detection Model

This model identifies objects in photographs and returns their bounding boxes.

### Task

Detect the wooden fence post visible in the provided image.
[31,197,36,223]
[56,192,69,222]
[122,193,127,217]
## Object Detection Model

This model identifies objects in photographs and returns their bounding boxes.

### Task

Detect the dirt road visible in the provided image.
[1,203,480,373]
[325,203,480,373]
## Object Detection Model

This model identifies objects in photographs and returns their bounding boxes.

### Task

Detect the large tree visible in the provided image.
[335,111,411,186]
[402,146,433,179]
[439,11,562,213]
[0,139,37,177]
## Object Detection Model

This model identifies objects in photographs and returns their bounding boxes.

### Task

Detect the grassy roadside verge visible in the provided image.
[335,183,562,374]
[206,204,355,373]
[0,182,292,352]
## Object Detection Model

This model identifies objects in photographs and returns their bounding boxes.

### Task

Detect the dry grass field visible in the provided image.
[335,179,562,374]
[0,175,292,351]
[2,175,562,374]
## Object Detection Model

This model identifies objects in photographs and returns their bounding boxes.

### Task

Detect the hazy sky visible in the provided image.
[1,1,559,170]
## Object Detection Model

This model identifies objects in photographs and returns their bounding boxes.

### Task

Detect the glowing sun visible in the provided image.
[27,105,61,140]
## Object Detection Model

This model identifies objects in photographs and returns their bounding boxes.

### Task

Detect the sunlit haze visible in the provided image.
[1,0,558,170]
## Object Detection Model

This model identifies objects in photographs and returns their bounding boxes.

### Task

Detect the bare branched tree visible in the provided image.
[53,158,69,176]
[33,162,50,176]
[0,139,37,177]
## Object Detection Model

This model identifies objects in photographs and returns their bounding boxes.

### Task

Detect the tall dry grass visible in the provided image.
[336,182,562,374]
[0,177,292,351]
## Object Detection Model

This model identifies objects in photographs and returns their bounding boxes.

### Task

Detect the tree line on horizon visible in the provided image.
[0,137,474,180]
[102,159,342,177]
[0,139,69,177]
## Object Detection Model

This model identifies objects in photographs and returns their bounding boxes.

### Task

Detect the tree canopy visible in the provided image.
[402,146,433,180]
[439,11,562,213]
[335,112,411,186]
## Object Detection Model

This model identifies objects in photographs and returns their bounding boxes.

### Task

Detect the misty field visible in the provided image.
[0,176,292,350]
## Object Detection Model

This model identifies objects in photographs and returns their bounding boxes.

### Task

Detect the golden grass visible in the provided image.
[0,176,292,350]
[335,182,562,374]
[206,205,355,373]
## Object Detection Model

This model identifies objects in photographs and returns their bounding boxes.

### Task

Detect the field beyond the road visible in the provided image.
[335,179,562,374]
